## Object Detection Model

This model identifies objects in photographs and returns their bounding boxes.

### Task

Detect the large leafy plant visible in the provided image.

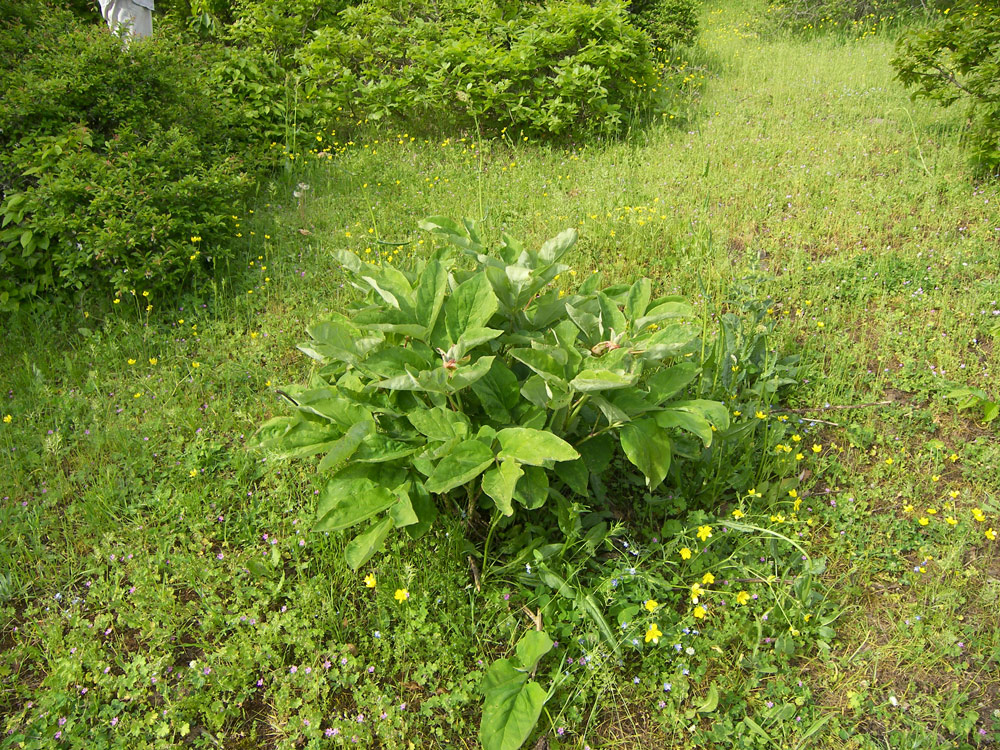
[253,217,728,569]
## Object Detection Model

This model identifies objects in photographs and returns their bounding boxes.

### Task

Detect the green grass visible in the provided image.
[2,1,999,748]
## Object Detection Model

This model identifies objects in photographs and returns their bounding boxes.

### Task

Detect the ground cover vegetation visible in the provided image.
[2,0,1000,748]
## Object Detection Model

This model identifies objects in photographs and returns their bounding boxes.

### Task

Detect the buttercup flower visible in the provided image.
[696,525,712,542]
[645,624,662,644]
[693,605,706,619]
[701,572,715,585]
[735,591,750,606]
[644,599,659,612]
[394,588,409,602]
[364,573,377,588]
[679,547,692,560]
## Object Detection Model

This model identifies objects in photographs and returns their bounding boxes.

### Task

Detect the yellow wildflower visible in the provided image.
[394,588,409,602]
[645,623,662,643]
[644,599,659,613]
[696,525,713,542]
[690,583,704,602]
[732,509,745,520]
[364,573,376,588]
[693,605,706,619]
[679,547,692,560]
[972,508,986,522]
[701,572,715,585]
[986,528,996,541]
[735,591,750,606]
[918,517,929,526]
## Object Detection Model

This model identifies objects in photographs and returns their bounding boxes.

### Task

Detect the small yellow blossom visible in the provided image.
[793,499,802,512]
[789,489,798,499]
[918,517,929,526]
[903,504,914,513]
[644,599,659,612]
[693,605,706,619]
[149,357,157,365]
[945,517,958,526]
[701,572,715,585]
[127,358,136,365]
[679,547,692,560]
[792,434,802,442]
[812,444,822,453]
[645,623,662,643]
[885,457,893,465]
[948,490,959,499]
[770,514,786,523]
[755,411,767,420]
[796,453,804,461]
[926,508,937,515]
[748,488,761,498]
[949,453,958,462]
[735,591,750,606]
[364,573,377,588]
[931,474,940,482]
[690,583,704,603]
[191,362,200,368]
[696,525,713,542]
[732,509,745,520]
[972,508,986,522]
[2,414,11,423]
[189,469,198,477]
[394,588,409,602]
[986,528,996,541]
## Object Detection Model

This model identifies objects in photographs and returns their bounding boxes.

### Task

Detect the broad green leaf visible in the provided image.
[655,408,714,448]
[479,660,547,750]
[456,327,503,357]
[497,427,579,466]
[420,215,483,252]
[344,516,394,570]
[576,433,615,474]
[537,228,577,264]
[448,355,496,390]
[514,630,553,672]
[415,259,448,332]
[565,303,601,343]
[471,359,519,423]
[353,435,420,463]
[578,271,602,294]
[258,418,341,459]
[513,465,549,509]
[445,273,499,344]
[570,369,635,392]
[389,490,420,528]
[315,479,397,532]
[537,563,575,597]
[482,459,523,517]
[407,406,470,441]
[624,278,652,321]
[425,440,496,494]
[404,482,438,538]
[358,347,431,379]
[557,458,590,496]
[509,347,567,381]
[597,292,627,337]
[620,418,672,490]
[646,362,698,403]
[635,301,695,330]
[317,421,371,472]
[669,399,731,431]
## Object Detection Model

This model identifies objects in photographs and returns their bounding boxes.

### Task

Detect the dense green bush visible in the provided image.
[893,3,1000,176]
[0,9,258,310]
[297,0,662,137]
[629,0,699,49]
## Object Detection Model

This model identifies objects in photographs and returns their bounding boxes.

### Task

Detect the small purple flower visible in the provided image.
[203,667,211,675]
[110,717,118,727]
[325,728,338,737]
[290,666,298,674]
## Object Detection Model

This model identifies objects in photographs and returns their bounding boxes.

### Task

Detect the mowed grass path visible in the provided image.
[1,1,998,747]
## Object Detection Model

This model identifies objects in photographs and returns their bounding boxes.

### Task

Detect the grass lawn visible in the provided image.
[1,1,998,748]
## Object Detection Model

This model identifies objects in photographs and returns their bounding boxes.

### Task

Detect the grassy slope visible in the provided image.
[2,0,999,747]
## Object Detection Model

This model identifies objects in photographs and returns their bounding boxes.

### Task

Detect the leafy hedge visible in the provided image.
[0,8,257,311]
[893,2,1000,176]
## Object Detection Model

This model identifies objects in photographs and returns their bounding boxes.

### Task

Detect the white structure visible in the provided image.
[99,0,154,40]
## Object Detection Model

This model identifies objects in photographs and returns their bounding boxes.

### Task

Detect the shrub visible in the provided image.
[0,9,259,310]
[253,216,730,570]
[629,0,699,49]
[296,0,662,138]
[893,3,1000,176]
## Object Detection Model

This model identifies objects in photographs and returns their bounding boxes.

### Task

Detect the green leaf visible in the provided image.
[655,408,714,448]
[557,457,590,496]
[315,478,397,532]
[407,406,470,441]
[578,592,619,656]
[635,300,695,330]
[482,459,524,516]
[344,516,394,570]
[471,359,519,423]
[456,327,503,357]
[353,435,419,463]
[537,228,577,264]
[445,273,499,345]
[620,418,672,489]
[514,630,553,672]
[669,399,731,431]
[448,355,496,390]
[404,482,438,538]
[646,362,698,403]
[496,428,579,465]
[597,292,627,337]
[625,278,652,321]
[514,465,549,509]
[479,661,547,750]
[415,259,448,332]
[509,347,566,382]
[696,683,719,713]
[317,421,371,471]
[570,369,635,392]
[425,440,496,494]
